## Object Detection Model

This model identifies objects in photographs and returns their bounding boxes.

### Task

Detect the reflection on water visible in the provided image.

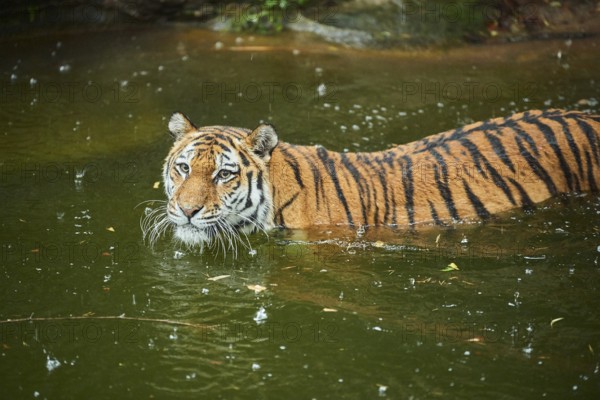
[1,26,599,399]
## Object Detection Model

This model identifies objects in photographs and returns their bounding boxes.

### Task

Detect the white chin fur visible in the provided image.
[174,225,209,246]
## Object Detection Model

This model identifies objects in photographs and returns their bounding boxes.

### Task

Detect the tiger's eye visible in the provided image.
[218,170,232,180]
[177,163,190,174]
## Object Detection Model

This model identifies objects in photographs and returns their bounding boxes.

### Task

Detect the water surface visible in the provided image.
[1,27,600,399]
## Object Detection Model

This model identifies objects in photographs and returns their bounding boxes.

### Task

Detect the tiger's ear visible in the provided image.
[168,112,196,140]
[247,124,278,160]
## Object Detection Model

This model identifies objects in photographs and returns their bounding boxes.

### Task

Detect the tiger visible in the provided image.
[142,109,600,251]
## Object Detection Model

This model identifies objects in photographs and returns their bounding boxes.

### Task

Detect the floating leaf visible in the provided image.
[247,284,266,293]
[441,262,459,272]
[153,181,160,189]
[550,317,564,328]
[207,275,230,281]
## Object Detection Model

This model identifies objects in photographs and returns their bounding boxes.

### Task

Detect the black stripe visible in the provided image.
[363,156,390,224]
[515,136,558,196]
[285,159,304,189]
[222,127,246,139]
[372,187,380,223]
[238,150,250,167]
[296,146,323,211]
[585,151,598,192]
[372,156,391,223]
[484,131,516,173]
[573,118,600,166]
[245,171,254,208]
[400,155,415,225]
[434,168,459,221]
[340,154,368,225]
[427,200,442,225]
[548,116,584,178]
[256,170,263,191]
[356,154,373,223]
[276,192,300,226]
[530,119,574,191]
[507,177,535,211]
[461,138,516,205]
[462,179,490,219]
[230,192,243,206]
[429,148,450,181]
[459,139,487,179]
[317,147,354,225]
[279,147,305,189]
[509,122,540,157]
[213,142,231,152]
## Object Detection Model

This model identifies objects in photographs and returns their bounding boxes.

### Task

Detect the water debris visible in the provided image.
[207,275,230,282]
[254,307,267,324]
[106,227,115,232]
[153,181,160,189]
[377,384,388,397]
[577,98,599,107]
[317,83,327,97]
[550,317,564,328]
[173,251,185,260]
[441,262,459,272]
[356,225,365,238]
[523,255,546,260]
[185,372,196,380]
[46,354,61,372]
[247,284,266,293]
[214,41,224,50]
[252,363,261,371]
[322,308,338,312]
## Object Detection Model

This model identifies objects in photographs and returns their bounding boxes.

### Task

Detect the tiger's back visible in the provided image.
[152,109,600,250]
[270,109,600,228]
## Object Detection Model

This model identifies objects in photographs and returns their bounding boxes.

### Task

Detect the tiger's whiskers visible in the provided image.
[140,200,171,248]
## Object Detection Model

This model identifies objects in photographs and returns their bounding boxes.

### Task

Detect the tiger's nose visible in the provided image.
[180,205,203,220]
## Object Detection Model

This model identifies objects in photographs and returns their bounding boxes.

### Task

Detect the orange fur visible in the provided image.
[160,109,600,245]
[269,109,600,227]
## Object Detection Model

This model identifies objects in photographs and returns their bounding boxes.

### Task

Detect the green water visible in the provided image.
[1,27,600,399]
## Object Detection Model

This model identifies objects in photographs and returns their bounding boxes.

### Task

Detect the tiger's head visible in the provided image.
[151,113,279,250]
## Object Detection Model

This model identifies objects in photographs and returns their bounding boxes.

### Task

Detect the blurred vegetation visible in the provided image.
[1,0,598,46]
[228,0,311,33]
